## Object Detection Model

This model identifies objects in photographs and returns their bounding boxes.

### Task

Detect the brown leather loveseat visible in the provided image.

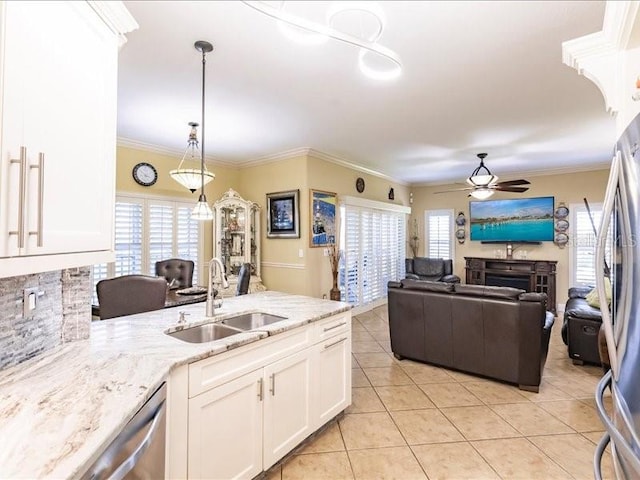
[388,279,554,392]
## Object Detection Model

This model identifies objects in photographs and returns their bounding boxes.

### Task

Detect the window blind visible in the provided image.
[92,196,201,305]
[572,204,611,286]
[341,202,407,308]
[426,210,453,259]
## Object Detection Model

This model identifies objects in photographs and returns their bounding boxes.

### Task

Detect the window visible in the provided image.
[570,203,611,287]
[92,195,202,303]
[425,209,454,259]
[340,197,409,309]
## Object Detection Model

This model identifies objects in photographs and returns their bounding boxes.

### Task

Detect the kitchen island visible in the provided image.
[0,291,351,479]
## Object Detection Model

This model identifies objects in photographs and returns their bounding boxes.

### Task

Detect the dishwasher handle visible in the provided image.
[107,400,166,480]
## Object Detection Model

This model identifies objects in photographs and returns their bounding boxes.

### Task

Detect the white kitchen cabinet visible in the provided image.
[316,333,351,426]
[173,312,351,479]
[187,368,264,480]
[263,349,314,469]
[0,1,136,276]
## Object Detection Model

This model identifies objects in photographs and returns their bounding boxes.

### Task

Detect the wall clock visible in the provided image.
[132,162,158,187]
[355,177,365,193]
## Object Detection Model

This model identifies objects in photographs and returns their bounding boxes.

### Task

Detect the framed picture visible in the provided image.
[310,189,337,247]
[266,189,300,238]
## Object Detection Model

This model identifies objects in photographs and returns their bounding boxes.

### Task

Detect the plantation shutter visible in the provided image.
[572,204,611,286]
[176,205,200,285]
[114,200,144,276]
[426,210,453,259]
[341,198,408,308]
[148,202,174,275]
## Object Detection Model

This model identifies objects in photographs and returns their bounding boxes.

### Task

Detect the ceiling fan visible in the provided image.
[435,153,530,200]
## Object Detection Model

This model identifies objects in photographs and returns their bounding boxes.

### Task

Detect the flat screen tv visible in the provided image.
[469,196,555,242]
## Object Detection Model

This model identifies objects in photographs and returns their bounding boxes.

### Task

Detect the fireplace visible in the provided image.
[485,274,530,291]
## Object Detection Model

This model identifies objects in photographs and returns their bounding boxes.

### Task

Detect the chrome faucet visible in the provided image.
[206,257,229,317]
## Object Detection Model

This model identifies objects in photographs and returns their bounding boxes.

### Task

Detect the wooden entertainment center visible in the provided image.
[464,257,557,314]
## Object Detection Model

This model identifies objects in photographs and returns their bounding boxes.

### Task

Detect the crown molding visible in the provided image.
[87,1,139,46]
[411,161,612,188]
[117,137,236,167]
[562,1,640,115]
[238,147,311,167]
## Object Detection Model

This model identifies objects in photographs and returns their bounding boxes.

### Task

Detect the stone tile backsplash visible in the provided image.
[0,267,91,370]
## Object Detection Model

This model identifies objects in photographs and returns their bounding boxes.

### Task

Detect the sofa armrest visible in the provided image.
[568,286,593,299]
[441,274,461,284]
[405,273,420,280]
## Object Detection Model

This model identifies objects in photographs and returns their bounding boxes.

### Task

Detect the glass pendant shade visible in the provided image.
[466,174,498,187]
[192,194,214,220]
[469,188,495,200]
[170,123,215,193]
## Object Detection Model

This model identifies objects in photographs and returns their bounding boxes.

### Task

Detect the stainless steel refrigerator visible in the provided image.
[594,112,640,479]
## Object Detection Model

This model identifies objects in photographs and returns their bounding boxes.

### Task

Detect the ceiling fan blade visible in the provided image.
[433,187,474,194]
[495,179,530,187]
[494,186,530,193]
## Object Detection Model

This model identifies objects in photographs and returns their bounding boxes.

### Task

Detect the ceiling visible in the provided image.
[118,1,614,186]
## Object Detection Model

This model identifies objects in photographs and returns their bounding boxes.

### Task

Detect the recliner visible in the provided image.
[405,257,460,283]
[96,275,167,320]
[155,258,194,289]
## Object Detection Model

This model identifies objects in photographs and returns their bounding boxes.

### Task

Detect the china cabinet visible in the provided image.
[213,189,265,295]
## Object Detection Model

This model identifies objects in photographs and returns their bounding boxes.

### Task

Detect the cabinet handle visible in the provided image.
[9,146,27,248]
[28,153,44,247]
[324,337,347,350]
[269,373,275,396]
[257,378,263,401]
[323,321,347,332]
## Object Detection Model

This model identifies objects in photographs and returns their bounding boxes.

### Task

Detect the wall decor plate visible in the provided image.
[554,205,569,219]
[554,233,569,246]
[555,219,569,232]
[455,228,466,240]
[456,212,466,226]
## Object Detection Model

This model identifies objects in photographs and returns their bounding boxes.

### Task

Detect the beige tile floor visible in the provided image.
[266,306,616,480]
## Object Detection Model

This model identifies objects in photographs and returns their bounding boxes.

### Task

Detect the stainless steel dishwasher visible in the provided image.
[81,382,166,480]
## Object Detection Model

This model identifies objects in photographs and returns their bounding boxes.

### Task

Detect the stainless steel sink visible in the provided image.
[221,312,287,330]
[166,323,244,343]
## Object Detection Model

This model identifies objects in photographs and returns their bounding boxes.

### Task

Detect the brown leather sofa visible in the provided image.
[388,279,554,392]
[405,257,460,283]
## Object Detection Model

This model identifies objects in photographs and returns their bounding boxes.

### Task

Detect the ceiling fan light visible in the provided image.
[467,173,499,187]
[469,188,495,200]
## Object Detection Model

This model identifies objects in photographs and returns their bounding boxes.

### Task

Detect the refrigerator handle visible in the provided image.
[596,151,620,376]
[593,432,610,480]
[595,371,640,475]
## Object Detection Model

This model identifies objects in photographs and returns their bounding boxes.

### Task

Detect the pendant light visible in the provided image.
[191,40,215,221]
[169,121,215,193]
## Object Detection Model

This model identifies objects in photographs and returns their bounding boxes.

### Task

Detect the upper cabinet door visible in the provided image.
[1,2,117,258]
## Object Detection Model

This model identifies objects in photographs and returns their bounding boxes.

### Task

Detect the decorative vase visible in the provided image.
[330,270,341,301]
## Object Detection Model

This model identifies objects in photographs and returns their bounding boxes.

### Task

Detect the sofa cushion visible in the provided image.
[585,277,612,309]
[454,284,525,300]
[569,286,592,299]
[401,279,454,293]
[413,257,444,277]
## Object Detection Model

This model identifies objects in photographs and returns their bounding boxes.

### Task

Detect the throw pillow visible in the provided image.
[586,277,612,309]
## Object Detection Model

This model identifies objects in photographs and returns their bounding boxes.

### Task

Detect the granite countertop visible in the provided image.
[0,291,350,479]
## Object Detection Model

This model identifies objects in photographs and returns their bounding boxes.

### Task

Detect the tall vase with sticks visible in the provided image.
[328,226,342,301]
[409,218,419,258]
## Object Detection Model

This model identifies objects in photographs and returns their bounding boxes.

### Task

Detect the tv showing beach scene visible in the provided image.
[469,196,554,242]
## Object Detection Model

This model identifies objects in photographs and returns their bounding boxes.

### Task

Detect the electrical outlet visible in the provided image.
[23,287,39,318]
[323,248,329,256]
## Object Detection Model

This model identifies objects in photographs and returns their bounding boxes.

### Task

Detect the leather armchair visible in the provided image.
[155,258,194,289]
[561,286,603,365]
[405,257,460,283]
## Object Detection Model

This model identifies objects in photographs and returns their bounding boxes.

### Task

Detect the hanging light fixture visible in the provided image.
[191,40,215,221]
[466,153,498,187]
[169,122,215,193]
